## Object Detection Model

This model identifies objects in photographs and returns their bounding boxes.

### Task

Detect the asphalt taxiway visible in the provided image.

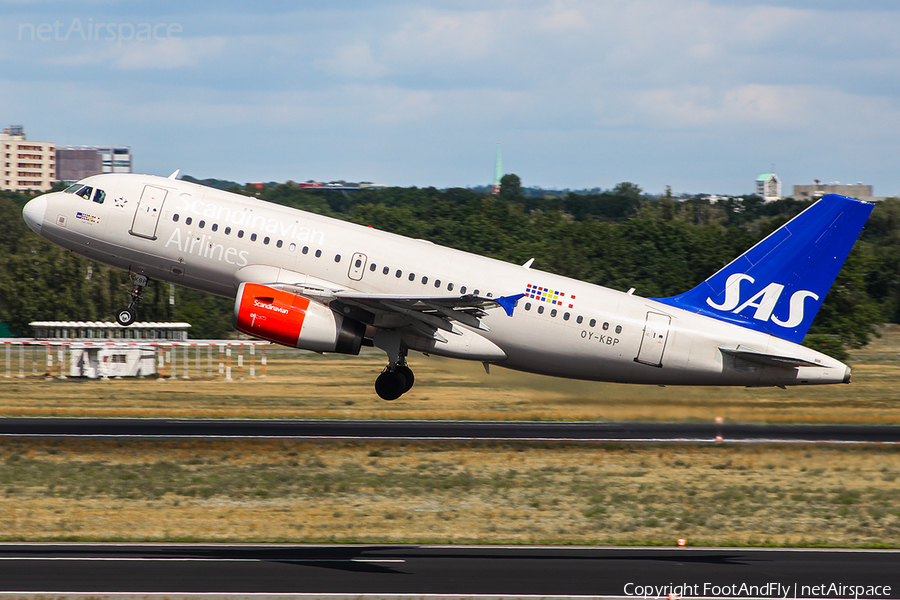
[0,418,897,443]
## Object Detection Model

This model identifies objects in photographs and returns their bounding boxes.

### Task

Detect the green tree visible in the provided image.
[498,174,523,202]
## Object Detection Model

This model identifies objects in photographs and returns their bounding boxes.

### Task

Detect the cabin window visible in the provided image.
[474,289,480,295]
[173,214,179,222]
[487,292,493,298]
[334,254,341,262]
[302,246,308,254]
[576,315,583,324]
[276,240,283,248]
[537,305,544,314]
[434,279,441,288]
[198,220,205,229]
[589,319,596,327]
[224,226,231,235]
[551,309,557,318]
[315,249,322,258]
[355,259,362,268]
[250,233,257,242]
[447,283,454,291]
[211,223,218,232]
[289,242,296,251]
[525,302,532,311]
[369,263,376,271]
[395,270,402,278]
[615,325,622,334]
[383,266,390,275]
[563,312,570,321]
[408,273,415,281]
[421,276,428,284]
[460,286,467,294]
[263,236,270,245]
[186,217,193,225]
[603,322,609,331]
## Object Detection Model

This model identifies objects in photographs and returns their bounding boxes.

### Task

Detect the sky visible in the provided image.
[4,0,900,195]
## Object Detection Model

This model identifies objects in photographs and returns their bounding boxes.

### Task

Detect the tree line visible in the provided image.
[1,176,897,359]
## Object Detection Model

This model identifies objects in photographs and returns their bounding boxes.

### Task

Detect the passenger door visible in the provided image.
[129,185,168,240]
[635,311,671,367]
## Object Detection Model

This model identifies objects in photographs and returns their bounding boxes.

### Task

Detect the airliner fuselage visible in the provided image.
[23,173,867,398]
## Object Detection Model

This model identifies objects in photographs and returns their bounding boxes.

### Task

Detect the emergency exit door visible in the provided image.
[130,185,168,240]
[348,252,367,281]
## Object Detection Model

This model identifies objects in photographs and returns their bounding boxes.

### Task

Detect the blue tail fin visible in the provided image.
[652,195,873,343]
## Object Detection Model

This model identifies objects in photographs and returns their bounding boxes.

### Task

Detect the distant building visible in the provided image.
[56,148,102,181]
[30,320,191,342]
[1,125,55,192]
[793,181,873,201]
[56,145,132,181]
[756,173,781,202]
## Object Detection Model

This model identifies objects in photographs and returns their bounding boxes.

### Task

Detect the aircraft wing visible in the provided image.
[273,282,523,339]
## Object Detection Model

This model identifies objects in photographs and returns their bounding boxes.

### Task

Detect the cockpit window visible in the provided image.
[92,189,105,204]
[64,183,82,194]
[75,186,93,200]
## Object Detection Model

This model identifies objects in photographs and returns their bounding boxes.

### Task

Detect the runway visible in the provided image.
[0,543,898,595]
[0,418,898,443]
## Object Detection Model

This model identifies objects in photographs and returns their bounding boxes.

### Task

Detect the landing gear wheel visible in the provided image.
[115,307,136,326]
[117,274,149,327]
[375,370,407,401]
[395,364,415,393]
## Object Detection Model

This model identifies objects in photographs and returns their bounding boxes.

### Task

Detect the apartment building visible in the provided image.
[1,126,55,192]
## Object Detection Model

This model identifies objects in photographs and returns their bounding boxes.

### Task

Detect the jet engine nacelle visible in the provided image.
[234,282,365,354]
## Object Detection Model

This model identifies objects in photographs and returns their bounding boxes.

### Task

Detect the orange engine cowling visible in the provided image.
[233,282,365,354]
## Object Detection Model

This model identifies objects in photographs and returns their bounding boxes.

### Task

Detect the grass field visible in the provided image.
[1,326,899,424]
[0,328,897,546]
[0,438,897,546]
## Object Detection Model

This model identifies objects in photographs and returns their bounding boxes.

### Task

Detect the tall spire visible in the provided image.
[491,142,502,195]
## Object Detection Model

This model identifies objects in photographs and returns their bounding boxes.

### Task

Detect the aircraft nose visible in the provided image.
[22,196,48,235]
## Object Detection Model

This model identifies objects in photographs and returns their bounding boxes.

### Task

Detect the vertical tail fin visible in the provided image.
[652,195,873,343]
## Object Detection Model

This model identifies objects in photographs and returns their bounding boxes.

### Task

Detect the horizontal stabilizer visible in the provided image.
[719,345,823,368]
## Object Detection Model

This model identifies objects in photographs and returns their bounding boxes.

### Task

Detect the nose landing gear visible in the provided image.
[115,274,149,326]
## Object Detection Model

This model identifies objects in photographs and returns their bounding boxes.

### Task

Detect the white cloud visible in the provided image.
[315,41,388,79]
[113,37,227,70]
[534,0,591,33]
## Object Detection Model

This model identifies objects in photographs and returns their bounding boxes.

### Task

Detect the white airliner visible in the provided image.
[22,172,873,399]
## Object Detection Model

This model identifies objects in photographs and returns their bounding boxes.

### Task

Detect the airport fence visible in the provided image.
[1,339,271,381]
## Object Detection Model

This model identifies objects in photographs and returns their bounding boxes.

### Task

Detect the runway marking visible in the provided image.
[0,557,404,563]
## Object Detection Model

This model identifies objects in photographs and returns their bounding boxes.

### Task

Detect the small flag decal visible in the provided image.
[525,283,576,308]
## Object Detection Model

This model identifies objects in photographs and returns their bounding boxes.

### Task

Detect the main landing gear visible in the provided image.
[115,274,149,326]
[372,329,415,400]
[375,357,415,401]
